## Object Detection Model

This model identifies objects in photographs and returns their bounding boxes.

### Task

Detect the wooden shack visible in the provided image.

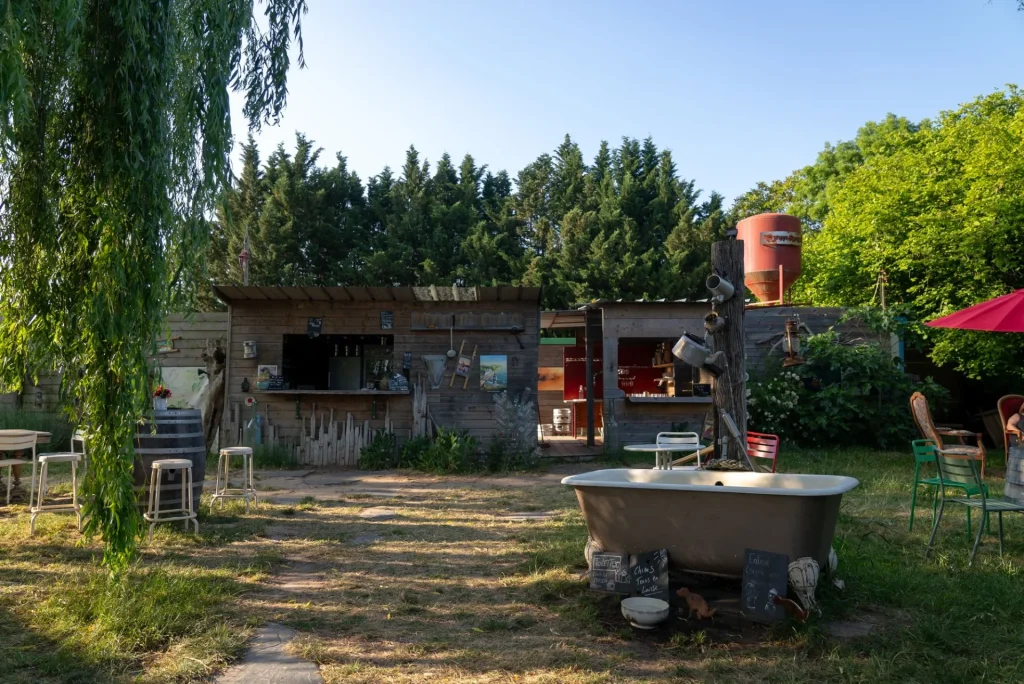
[213,285,540,465]
[541,300,714,451]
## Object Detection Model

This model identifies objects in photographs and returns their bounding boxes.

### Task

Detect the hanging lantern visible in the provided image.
[782,319,805,368]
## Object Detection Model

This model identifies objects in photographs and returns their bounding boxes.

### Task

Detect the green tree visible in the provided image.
[801,88,1024,379]
[0,0,306,569]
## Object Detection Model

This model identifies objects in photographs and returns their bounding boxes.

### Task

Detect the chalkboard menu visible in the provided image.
[266,374,287,391]
[380,311,394,330]
[388,374,410,392]
[589,552,631,594]
[630,549,670,602]
[740,549,789,623]
[307,317,323,338]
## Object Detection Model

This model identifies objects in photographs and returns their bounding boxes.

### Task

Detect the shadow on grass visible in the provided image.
[0,599,114,684]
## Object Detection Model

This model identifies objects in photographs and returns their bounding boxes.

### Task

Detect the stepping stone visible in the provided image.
[497,511,558,522]
[351,533,382,545]
[265,525,302,541]
[216,623,321,683]
[827,620,875,639]
[359,507,397,520]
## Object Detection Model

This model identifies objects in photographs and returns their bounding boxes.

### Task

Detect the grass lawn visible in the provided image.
[2,447,1024,683]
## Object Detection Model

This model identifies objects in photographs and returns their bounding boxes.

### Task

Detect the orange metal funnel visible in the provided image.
[736,213,802,303]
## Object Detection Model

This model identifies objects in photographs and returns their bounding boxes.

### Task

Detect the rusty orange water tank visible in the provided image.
[736,213,802,303]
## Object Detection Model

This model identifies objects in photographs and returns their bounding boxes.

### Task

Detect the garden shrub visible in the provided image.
[487,392,541,472]
[748,331,948,449]
[357,431,398,470]
[0,409,73,451]
[417,428,479,474]
[398,436,431,469]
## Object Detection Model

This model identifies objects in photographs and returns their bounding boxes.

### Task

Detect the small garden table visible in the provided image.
[623,443,701,470]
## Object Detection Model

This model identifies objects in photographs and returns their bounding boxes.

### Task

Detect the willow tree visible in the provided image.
[0,0,306,569]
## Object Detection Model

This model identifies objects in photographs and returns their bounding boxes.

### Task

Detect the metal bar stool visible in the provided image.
[30,452,82,534]
[210,446,257,513]
[143,458,199,542]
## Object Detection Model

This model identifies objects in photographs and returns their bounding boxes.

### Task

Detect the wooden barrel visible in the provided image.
[1007,442,1024,502]
[133,409,206,510]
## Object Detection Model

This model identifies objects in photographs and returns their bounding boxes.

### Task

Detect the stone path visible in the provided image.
[216,623,321,684]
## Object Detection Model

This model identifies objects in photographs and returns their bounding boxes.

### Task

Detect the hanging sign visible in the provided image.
[590,552,631,594]
[630,549,670,602]
[740,548,789,623]
[307,317,323,339]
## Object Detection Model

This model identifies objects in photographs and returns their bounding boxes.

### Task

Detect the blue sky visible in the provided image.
[230,0,1024,203]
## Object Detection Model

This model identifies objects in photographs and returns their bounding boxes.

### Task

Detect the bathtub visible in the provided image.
[562,468,859,577]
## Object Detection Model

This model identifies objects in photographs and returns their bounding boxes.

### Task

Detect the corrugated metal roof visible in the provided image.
[212,284,542,304]
[581,298,711,306]
[540,310,586,329]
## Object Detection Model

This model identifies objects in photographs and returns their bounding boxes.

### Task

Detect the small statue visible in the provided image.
[677,587,717,620]
[201,339,226,447]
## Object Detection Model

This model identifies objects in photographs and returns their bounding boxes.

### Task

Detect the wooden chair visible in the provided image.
[997,394,1024,455]
[910,392,986,478]
[927,449,1024,564]
[0,430,35,505]
[747,431,779,473]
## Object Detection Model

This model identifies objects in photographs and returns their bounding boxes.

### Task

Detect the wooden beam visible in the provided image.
[710,239,747,462]
[585,307,601,447]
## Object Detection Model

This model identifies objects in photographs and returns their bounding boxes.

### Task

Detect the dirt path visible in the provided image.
[231,463,594,504]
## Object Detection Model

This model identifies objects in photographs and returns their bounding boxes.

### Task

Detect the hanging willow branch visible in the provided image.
[0,0,306,570]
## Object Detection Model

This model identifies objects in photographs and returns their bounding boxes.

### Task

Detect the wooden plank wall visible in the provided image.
[160,313,229,368]
[223,299,540,461]
[745,306,893,373]
[0,313,228,413]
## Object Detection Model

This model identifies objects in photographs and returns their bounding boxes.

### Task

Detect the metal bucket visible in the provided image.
[672,333,710,368]
[133,409,206,510]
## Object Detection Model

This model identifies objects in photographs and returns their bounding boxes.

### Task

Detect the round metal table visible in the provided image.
[623,443,701,470]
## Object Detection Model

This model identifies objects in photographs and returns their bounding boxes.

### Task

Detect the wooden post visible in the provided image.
[710,239,747,460]
[585,307,600,447]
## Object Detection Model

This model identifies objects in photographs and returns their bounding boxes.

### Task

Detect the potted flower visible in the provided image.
[153,385,172,411]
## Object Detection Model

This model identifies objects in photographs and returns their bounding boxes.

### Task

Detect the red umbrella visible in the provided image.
[926,289,1024,332]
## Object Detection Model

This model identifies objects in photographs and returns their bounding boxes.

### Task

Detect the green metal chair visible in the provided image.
[926,450,1024,564]
[911,439,988,537]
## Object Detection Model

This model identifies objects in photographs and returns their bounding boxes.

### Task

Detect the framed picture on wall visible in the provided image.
[454,354,472,378]
[480,355,508,391]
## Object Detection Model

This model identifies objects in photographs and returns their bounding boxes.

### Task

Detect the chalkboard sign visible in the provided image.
[388,374,410,392]
[307,317,323,339]
[589,552,631,594]
[266,374,287,391]
[740,548,789,623]
[402,352,412,370]
[380,311,394,330]
[630,549,670,602]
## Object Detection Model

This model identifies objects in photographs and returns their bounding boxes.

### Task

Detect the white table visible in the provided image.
[623,443,702,470]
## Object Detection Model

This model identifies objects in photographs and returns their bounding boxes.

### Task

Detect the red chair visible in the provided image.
[997,394,1024,455]
[747,431,780,472]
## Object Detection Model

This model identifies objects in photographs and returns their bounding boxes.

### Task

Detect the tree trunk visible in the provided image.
[710,240,747,461]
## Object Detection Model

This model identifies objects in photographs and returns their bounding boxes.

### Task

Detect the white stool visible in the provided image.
[144,458,198,542]
[210,447,257,513]
[30,452,82,535]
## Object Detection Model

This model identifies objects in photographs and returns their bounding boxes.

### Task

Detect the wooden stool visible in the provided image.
[30,452,82,535]
[144,458,198,542]
[210,447,257,513]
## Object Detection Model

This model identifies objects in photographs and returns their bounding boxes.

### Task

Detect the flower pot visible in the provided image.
[153,397,167,411]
